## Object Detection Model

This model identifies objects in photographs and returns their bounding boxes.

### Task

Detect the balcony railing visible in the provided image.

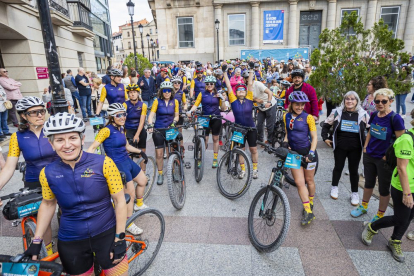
[28,0,69,18]
[68,2,92,30]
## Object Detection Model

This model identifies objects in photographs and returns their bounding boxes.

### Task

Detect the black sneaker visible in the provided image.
[0,134,5,138]
[4,133,12,136]
[301,211,315,225]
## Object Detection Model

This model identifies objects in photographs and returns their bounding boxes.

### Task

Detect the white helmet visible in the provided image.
[107,103,126,116]
[171,76,183,83]
[16,96,45,112]
[43,112,85,137]
[160,81,173,89]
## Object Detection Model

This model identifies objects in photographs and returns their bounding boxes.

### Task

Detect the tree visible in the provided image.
[123,53,152,77]
[309,12,411,104]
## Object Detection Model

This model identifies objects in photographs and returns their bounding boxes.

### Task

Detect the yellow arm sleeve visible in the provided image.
[40,168,55,200]
[246,90,253,101]
[142,103,148,116]
[95,128,110,143]
[99,86,107,102]
[124,88,128,101]
[103,157,124,194]
[7,133,20,157]
[122,102,127,110]
[278,89,286,99]
[182,92,187,104]
[175,99,179,113]
[307,115,317,131]
[151,98,159,113]
[194,93,202,106]
[228,90,237,103]
[190,80,195,89]
[183,76,187,84]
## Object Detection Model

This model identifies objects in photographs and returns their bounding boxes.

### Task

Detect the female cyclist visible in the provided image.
[24,112,128,276]
[187,76,227,168]
[171,76,188,149]
[283,91,318,225]
[0,96,55,256]
[223,66,259,179]
[87,103,148,235]
[147,81,179,185]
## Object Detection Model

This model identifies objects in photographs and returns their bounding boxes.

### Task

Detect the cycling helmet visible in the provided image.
[254,63,260,67]
[235,83,247,91]
[214,69,223,75]
[16,96,45,112]
[171,75,183,83]
[213,64,220,69]
[126,83,140,92]
[43,112,85,137]
[228,65,234,70]
[280,80,291,87]
[160,81,174,89]
[195,61,202,66]
[107,103,126,116]
[180,68,186,73]
[290,69,305,79]
[241,62,247,66]
[160,67,168,73]
[196,68,204,74]
[242,71,250,78]
[289,91,309,103]
[204,76,217,83]
[107,68,123,77]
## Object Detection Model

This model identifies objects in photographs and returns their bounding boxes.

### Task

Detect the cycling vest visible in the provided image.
[201,91,221,116]
[286,112,311,151]
[44,153,116,241]
[102,124,129,163]
[104,83,126,104]
[255,70,262,79]
[215,78,223,91]
[13,130,58,182]
[125,100,144,130]
[174,90,184,113]
[194,77,206,98]
[231,99,255,127]
[154,98,177,128]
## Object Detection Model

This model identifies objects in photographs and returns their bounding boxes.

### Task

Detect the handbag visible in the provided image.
[3,100,12,110]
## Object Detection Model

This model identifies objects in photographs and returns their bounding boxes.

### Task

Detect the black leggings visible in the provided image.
[332,147,362,192]
[371,186,414,240]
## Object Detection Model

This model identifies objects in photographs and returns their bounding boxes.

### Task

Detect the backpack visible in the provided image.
[385,131,414,171]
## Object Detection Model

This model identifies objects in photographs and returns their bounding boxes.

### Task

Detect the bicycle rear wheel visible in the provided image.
[167,154,186,209]
[126,208,165,276]
[23,220,48,259]
[248,185,290,253]
[194,137,205,182]
[216,148,252,199]
[135,156,156,200]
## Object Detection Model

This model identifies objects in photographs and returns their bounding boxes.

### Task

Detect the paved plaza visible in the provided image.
[1,101,414,275]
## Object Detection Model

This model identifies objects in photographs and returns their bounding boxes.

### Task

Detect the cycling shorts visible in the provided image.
[205,118,222,136]
[126,128,147,149]
[115,158,141,182]
[24,181,41,190]
[152,129,167,149]
[177,116,184,126]
[295,148,318,171]
[58,227,128,275]
[241,129,258,148]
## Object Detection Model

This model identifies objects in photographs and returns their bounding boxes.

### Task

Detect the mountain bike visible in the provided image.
[269,98,287,148]
[186,112,206,182]
[216,117,254,199]
[90,116,106,155]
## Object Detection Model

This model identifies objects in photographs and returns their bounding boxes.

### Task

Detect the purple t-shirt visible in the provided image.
[367,111,405,159]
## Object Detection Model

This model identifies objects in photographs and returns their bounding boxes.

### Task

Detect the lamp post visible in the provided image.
[150,38,153,61]
[146,33,150,61]
[138,23,144,57]
[215,19,220,63]
[126,0,138,70]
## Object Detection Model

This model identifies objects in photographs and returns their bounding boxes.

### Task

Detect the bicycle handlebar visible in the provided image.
[0,254,63,276]
[257,141,302,161]
[0,187,42,201]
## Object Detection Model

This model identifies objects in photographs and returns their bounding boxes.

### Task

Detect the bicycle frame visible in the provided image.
[259,160,286,217]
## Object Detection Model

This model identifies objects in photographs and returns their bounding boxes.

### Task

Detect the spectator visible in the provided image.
[75,67,92,121]
[63,69,80,113]
[396,65,411,118]
[304,64,312,82]
[121,65,130,86]
[130,70,138,84]
[362,76,388,117]
[155,67,170,90]
[42,86,74,114]
[92,78,105,115]
[138,68,156,110]
[152,63,158,76]
[0,84,12,140]
[102,65,113,85]
[0,68,23,127]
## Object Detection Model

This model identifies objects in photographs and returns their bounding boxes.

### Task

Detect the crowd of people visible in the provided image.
[0,55,414,274]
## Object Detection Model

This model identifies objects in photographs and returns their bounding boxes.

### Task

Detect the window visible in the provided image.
[127,31,130,37]
[156,29,158,34]
[77,52,84,67]
[228,14,245,45]
[340,9,360,35]
[150,28,152,34]
[177,17,194,48]
[128,42,131,49]
[116,45,118,51]
[380,6,400,38]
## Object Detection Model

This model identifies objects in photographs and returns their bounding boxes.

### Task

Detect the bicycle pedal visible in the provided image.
[12,220,21,227]
[185,162,192,169]
[188,145,194,151]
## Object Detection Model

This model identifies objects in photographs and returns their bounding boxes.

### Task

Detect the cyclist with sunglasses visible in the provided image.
[189,68,206,99]
[172,76,188,149]
[87,103,148,235]
[147,81,179,185]
[0,96,57,256]
[351,88,405,222]
[95,69,128,116]
[187,76,227,168]
[283,91,318,225]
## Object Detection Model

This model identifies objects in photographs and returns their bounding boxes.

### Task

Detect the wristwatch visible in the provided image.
[115,232,125,239]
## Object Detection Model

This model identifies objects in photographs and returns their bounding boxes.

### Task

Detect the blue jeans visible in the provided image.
[396,93,408,115]
[0,111,9,135]
[71,91,81,110]
[143,98,155,114]
[80,95,92,118]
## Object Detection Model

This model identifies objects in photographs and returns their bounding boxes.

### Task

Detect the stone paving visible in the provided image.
[1,100,414,275]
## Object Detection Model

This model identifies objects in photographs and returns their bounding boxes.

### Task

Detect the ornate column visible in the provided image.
[404,0,414,52]
[251,2,260,49]
[288,0,298,47]
[365,0,378,30]
[326,0,337,29]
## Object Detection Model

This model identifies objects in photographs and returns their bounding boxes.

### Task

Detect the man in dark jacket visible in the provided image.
[138,68,156,110]
[63,69,80,112]
[155,67,170,90]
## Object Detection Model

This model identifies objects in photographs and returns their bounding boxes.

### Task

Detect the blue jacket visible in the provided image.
[138,76,156,101]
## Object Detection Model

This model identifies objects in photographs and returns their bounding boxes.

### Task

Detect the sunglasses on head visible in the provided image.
[114,113,127,118]
[25,109,46,117]
[163,89,172,93]
[374,100,388,105]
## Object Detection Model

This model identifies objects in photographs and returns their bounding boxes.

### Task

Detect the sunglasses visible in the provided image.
[289,118,295,130]
[237,88,246,92]
[114,113,127,118]
[163,89,172,93]
[206,83,215,86]
[173,82,181,85]
[374,100,388,105]
[25,109,46,117]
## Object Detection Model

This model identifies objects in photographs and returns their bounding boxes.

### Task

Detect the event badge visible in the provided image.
[306,162,317,171]
[284,153,302,169]
[89,117,105,126]
[2,263,39,276]
[231,131,245,144]
[370,125,387,140]
[340,120,359,133]
[166,128,179,141]
[197,117,210,128]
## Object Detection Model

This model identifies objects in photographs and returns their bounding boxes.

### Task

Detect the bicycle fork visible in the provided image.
[259,168,280,217]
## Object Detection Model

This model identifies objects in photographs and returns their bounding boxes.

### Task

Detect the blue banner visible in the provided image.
[240,48,309,61]
[263,10,284,44]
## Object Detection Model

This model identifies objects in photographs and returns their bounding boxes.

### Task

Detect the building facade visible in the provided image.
[148,0,414,63]
[112,31,124,64]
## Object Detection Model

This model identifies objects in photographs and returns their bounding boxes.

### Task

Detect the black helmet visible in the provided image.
[242,71,250,78]
[290,69,305,79]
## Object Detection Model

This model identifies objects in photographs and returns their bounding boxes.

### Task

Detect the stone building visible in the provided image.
[112,31,124,64]
[148,0,414,63]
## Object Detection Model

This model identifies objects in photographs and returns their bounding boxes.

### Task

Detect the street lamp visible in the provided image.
[150,38,154,62]
[215,19,220,63]
[126,0,138,70]
[138,23,144,56]
[146,33,150,61]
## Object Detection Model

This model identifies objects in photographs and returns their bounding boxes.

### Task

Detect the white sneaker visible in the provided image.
[134,203,148,212]
[330,186,339,199]
[351,192,359,206]
[238,170,246,179]
[401,115,406,119]
[407,230,414,240]
[126,223,144,235]
[253,170,258,179]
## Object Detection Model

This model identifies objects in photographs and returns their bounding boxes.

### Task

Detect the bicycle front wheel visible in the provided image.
[194,137,205,182]
[23,219,48,259]
[216,148,252,199]
[135,156,156,200]
[167,154,186,209]
[126,208,165,276]
[248,185,290,253]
